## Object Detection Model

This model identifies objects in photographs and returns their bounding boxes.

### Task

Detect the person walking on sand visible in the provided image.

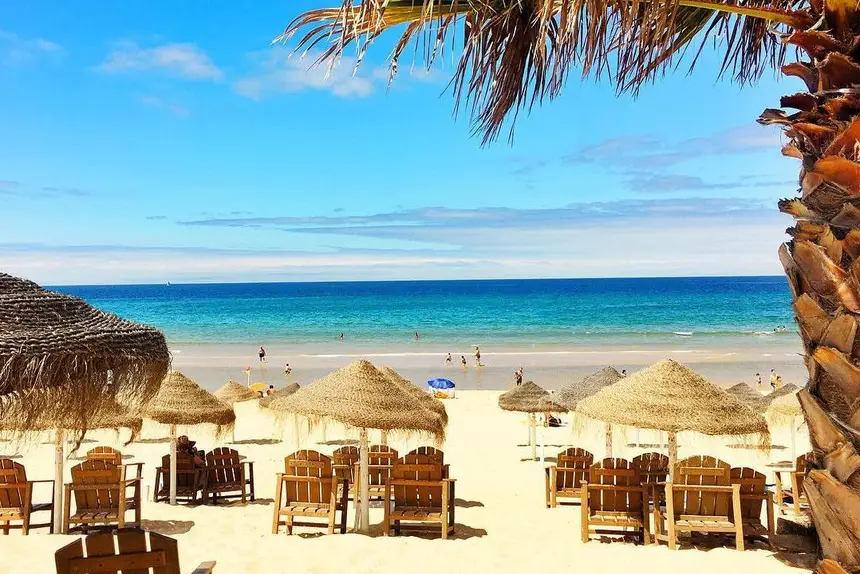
[755,372,762,388]
[769,368,778,390]
[475,346,482,367]
[446,353,452,366]
[461,355,467,369]
[514,368,523,386]
[284,363,292,376]
[258,346,266,364]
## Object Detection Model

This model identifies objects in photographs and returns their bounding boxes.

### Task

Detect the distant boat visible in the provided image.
[673,331,693,337]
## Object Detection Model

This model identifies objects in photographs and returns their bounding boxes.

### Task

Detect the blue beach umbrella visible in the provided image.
[427,378,456,399]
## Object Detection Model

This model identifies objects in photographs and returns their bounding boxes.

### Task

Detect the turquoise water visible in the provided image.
[55,277,795,348]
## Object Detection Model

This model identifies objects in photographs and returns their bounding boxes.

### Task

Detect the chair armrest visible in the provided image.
[190,561,216,574]
[739,493,772,501]
[556,467,586,474]
[66,483,124,492]
[389,479,446,487]
[0,483,29,490]
[121,478,142,486]
[585,484,648,492]
[29,479,55,485]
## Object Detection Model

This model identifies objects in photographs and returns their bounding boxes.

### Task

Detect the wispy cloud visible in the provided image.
[233,51,381,100]
[564,124,781,168]
[140,95,190,117]
[3,182,90,199]
[0,29,62,66]
[145,215,168,221]
[98,41,223,80]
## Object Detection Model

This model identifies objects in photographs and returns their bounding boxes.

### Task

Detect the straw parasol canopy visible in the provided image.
[575,359,769,439]
[498,381,565,413]
[766,390,804,426]
[0,386,143,445]
[144,371,235,430]
[214,380,258,405]
[267,360,445,437]
[764,383,801,405]
[726,382,769,412]
[379,365,449,424]
[555,366,623,410]
[0,272,169,431]
[259,383,301,408]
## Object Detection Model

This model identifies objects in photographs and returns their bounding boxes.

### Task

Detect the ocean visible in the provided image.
[53,277,803,390]
[53,276,799,350]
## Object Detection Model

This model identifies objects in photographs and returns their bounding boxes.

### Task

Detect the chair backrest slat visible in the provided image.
[0,458,27,510]
[332,446,360,483]
[632,452,669,485]
[55,530,183,574]
[86,446,123,466]
[71,460,122,511]
[367,445,398,488]
[556,448,593,490]
[730,466,766,520]
[392,452,443,510]
[206,448,241,486]
[589,458,642,513]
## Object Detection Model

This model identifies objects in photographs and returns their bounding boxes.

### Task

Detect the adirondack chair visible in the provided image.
[55,529,215,574]
[730,467,775,541]
[0,458,54,534]
[653,456,745,550]
[272,450,347,535]
[204,448,255,504]
[352,445,398,506]
[545,448,593,508]
[774,452,813,516]
[86,446,145,486]
[63,460,141,534]
[154,451,207,504]
[405,447,450,478]
[633,452,670,486]
[581,458,650,544]
[383,451,456,539]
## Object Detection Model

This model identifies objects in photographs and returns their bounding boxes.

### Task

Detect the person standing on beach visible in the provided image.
[755,372,762,388]
[514,368,523,386]
[446,353,452,366]
[258,346,266,364]
[621,369,627,376]
[284,363,292,375]
[475,346,482,367]
[769,368,778,390]
[461,355,467,369]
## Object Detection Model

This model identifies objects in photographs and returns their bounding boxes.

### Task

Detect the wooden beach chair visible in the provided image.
[633,452,670,486]
[204,447,255,504]
[730,467,775,541]
[0,458,54,534]
[545,448,593,508]
[153,451,207,504]
[383,451,456,539]
[332,446,359,500]
[653,456,745,550]
[272,450,347,535]
[55,529,215,574]
[86,446,145,485]
[581,458,650,544]
[352,445,398,505]
[774,452,813,515]
[63,460,141,534]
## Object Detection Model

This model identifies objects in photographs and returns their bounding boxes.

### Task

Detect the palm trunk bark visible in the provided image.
[764,23,860,571]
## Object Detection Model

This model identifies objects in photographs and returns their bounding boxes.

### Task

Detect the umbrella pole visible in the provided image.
[53,429,64,533]
[380,430,388,447]
[790,416,797,462]
[358,428,369,533]
[539,423,545,464]
[169,424,177,505]
[668,431,678,468]
[530,413,537,461]
[605,423,613,458]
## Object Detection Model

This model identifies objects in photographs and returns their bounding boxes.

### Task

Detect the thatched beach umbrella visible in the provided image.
[766,390,805,461]
[144,371,235,505]
[380,366,448,424]
[214,380,257,404]
[258,383,300,408]
[268,360,445,533]
[764,382,801,404]
[498,382,564,461]
[727,382,769,412]
[0,272,169,532]
[575,359,769,466]
[556,366,623,455]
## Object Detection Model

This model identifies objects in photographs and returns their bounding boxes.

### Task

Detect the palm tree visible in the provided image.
[280,1,860,568]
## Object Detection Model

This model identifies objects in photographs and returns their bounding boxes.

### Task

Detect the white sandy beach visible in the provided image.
[0,391,811,573]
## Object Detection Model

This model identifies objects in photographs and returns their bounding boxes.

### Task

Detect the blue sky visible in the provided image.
[1,1,799,284]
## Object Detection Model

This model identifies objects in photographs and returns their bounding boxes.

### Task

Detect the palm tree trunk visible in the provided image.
[766,27,860,570]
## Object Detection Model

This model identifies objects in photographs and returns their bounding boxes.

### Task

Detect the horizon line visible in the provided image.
[50,274,788,289]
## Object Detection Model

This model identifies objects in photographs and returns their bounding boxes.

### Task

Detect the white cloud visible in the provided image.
[98,41,222,80]
[0,29,62,66]
[140,95,190,117]
[233,52,379,100]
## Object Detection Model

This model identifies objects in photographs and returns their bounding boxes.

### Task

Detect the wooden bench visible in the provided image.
[653,455,745,550]
[273,450,347,535]
[55,529,215,573]
[581,458,649,544]
[774,452,813,515]
[63,460,141,534]
[204,447,254,504]
[0,458,54,534]
[545,448,593,507]
[384,451,455,539]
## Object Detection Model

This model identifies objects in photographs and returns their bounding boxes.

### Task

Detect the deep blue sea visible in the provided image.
[54,277,795,348]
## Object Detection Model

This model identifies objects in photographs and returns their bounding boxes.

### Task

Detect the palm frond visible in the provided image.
[279,0,814,143]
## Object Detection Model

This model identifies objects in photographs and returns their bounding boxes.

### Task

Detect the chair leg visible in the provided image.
[1,521,8,535]
[580,484,589,543]
[271,475,283,535]
[285,515,293,535]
